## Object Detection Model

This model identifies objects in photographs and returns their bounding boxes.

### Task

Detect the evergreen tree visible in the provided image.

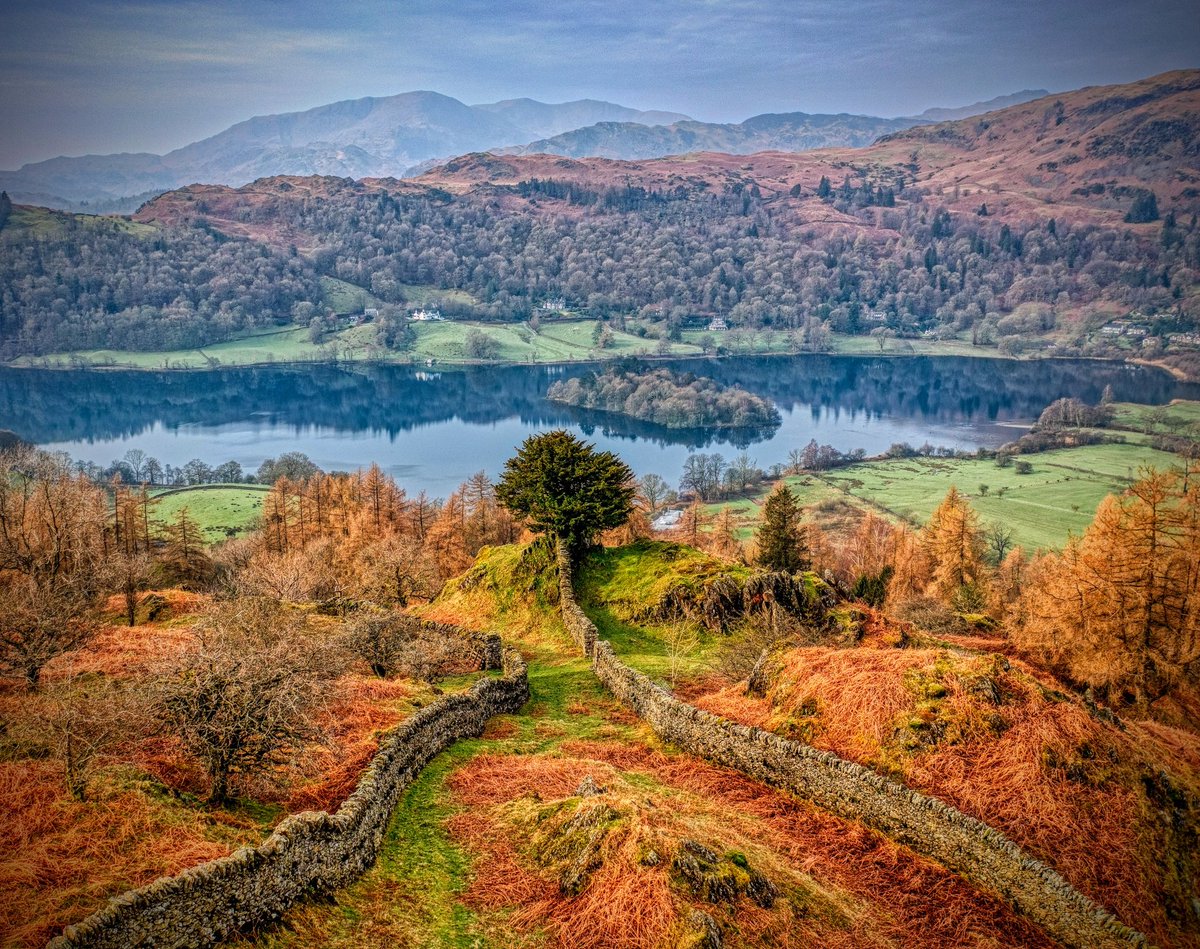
[496,430,635,555]
[754,483,808,572]
[1125,190,1159,224]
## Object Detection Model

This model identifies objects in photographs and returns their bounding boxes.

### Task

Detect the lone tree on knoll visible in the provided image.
[496,431,634,556]
[754,483,809,573]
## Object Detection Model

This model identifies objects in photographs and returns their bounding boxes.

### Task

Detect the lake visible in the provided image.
[1,355,1196,496]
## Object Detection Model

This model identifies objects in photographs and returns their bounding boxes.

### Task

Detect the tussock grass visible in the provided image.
[1,595,466,946]
[0,761,255,947]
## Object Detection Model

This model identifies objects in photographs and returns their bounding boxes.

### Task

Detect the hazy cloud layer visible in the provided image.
[3,0,1197,168]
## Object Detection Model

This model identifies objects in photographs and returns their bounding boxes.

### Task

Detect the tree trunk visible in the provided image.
[208,763,229,805]
[24,662,42,692]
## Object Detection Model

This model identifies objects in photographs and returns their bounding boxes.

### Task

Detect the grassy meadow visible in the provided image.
[11,307,1024,371]
[697,439,1187,554]
[151,484,269,542]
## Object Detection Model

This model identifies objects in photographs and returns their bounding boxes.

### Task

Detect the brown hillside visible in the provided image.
[868,68,1200,223]
[135,70,1199,245]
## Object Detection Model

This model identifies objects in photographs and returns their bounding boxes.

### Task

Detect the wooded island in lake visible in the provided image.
[547,365,781,429]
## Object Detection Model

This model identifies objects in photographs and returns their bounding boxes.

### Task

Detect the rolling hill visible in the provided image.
[4,71,1196,371]
[0,93,691,211]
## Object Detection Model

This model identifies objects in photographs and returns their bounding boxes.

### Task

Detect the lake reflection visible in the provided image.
[1,355,1195,496]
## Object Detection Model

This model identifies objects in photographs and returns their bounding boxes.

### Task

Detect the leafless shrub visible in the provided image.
[0,448,108,689]
[354,534,441,606]
[663,620,700,687]
[0,576,99,690]
[713,610,822,683]
[893,596,971,636]
[154,598,339,804]
[44,667,142,800]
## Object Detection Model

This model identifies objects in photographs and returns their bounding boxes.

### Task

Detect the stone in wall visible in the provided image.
[556,540,597,657]
[588,640,1143,949]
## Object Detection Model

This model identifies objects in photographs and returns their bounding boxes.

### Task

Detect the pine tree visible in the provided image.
[754,483,807,572]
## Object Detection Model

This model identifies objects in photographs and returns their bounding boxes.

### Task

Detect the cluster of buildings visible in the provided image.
[1098,320,1149,338]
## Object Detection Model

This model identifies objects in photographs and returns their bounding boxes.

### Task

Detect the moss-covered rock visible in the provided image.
[672,839,778,909]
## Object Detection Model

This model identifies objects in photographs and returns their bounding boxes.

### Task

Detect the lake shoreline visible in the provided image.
[7,353,1195,499]
[1,344,1143,377]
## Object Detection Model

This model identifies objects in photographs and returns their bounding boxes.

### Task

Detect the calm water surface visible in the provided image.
[2,355,1196,496]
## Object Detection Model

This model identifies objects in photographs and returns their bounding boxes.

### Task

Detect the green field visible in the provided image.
[407,318,702,363]
[320,276,382,315]
[151,484,269,542]
[819,442,1182,552]
[1,205,157,240]
[14,325,386,370]
[14,317,710,370]
[10,314,1029,371]
[692,439,1188,553]
[701,476,846,540]
[395,283,480,309]
[1110,399,1200,434]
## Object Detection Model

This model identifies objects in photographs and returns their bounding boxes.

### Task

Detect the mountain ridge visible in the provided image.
[1,87,1049,211]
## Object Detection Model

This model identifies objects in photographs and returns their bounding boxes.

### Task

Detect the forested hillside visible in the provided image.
[0,206,319,357]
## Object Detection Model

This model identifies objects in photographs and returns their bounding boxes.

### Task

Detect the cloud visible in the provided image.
[2,0,1197,167]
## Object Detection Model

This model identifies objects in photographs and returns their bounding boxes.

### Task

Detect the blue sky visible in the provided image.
[2,0,1198,168]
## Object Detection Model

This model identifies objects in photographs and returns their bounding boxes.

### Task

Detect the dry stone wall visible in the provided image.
[49,647,529,949]
[401,615,503,670]
[553,544,1142,949]
[556,543,597,656]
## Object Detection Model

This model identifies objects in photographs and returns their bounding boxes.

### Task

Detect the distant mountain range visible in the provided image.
[496,91,1054,161]
[0,89,1048,211]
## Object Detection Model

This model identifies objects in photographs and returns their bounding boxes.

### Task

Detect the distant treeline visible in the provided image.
[69,448,323,489]
[547,365,780,429]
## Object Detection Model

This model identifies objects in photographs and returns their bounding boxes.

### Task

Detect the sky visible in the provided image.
[2,0,1198,169]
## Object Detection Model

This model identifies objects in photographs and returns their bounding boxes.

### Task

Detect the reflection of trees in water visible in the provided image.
[1,356,1195,448]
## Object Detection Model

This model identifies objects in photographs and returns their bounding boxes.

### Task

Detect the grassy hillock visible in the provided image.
[686,628,1200,948]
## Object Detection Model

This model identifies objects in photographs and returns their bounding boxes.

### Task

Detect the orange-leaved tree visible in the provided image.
[1013,466,1200,707]
[922,486,989,610]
